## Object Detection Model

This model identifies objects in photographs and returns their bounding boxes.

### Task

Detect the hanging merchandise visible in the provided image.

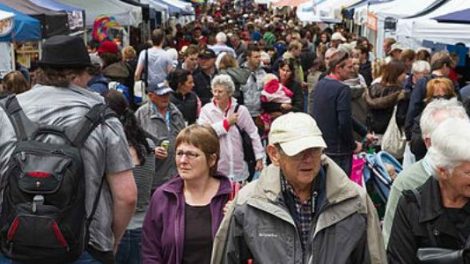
[92,16,122,42]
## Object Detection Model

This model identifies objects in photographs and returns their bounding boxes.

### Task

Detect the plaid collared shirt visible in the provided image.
[280,175,317,249]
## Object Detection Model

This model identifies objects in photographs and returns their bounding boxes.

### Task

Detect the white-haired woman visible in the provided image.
[387,118,470,263]
[198,74,264,182]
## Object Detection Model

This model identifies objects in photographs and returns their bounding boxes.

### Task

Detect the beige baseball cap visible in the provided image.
[269,113,327,156]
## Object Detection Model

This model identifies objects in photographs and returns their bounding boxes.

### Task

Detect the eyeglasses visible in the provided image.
[176,150,200,160]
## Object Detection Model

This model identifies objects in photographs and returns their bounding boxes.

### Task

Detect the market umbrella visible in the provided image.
[433,8,470,24]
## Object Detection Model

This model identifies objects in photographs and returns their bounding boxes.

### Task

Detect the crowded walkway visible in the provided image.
[1,0,470,263]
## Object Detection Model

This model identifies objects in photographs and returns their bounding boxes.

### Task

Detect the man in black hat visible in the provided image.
[0,35,137,263]
[193,48,218,105]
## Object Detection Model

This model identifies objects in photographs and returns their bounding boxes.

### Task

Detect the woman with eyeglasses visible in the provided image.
[198,74,264,183]
[410,78,458,161]
[142,124,233,264]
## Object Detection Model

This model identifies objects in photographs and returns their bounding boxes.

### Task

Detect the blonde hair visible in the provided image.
[122,46,136,61]
[217,53,238,70]
[425,78,456,103]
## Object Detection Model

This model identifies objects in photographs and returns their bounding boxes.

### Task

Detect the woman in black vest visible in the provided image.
[168,69,201,125]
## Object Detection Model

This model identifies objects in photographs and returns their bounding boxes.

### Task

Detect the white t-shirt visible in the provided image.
[137,47,173,85]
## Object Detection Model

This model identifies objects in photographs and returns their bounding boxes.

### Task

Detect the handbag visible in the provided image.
[381,106,406,159]
[350,154,366,187]
[234,104,257,181]
[133,80,146,104]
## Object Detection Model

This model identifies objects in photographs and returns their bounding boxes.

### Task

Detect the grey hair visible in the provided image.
[216,32,227,43]
[411,60,431,74]
[420,98,468,140]
[211,74,235,96]
[427,118,470,174]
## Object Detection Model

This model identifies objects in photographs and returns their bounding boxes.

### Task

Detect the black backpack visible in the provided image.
[0,95,113,264]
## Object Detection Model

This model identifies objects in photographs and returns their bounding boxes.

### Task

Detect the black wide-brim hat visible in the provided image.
[38,35,92,68]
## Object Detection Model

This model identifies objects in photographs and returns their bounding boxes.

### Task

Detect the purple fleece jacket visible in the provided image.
[142,173,232,264]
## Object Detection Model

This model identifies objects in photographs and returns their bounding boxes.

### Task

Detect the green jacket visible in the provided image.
[211,155,386,264]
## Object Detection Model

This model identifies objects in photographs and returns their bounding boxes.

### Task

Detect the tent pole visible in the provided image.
[10,42,15,73]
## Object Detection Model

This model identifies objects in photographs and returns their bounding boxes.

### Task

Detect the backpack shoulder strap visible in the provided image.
[67,104,116,147]
[0,95,37,140]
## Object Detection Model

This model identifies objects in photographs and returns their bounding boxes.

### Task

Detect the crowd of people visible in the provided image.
[1,1,470,264]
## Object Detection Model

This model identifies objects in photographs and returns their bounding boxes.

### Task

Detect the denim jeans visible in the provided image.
[329,154,353,177]
[115,228,142,264]
[0,251,102,264]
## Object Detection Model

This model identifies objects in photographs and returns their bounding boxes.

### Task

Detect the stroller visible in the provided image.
[362,151,403,219]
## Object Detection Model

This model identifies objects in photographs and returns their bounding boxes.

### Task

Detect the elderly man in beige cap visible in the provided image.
[211,112,386,264]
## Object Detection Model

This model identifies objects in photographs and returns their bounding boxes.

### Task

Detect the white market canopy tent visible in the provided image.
[57,0,142,27]
[367,0,436,18]
[396,0,470,48]
[357,0,437,58]
[159,0,194,15]
[141,0,169,23]
[296,0,361,23]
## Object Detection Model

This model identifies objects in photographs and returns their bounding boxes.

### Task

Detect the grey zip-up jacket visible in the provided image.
[135,102,185,188]
[211,155,386,264]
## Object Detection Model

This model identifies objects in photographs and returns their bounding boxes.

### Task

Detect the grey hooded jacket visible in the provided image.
[211,155,386,264]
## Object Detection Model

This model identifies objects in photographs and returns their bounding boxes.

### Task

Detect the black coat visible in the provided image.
[170,91,199,125]
[193,68,217,106]
[387,177,470,263]
[410,113,427,161]
[359,61,373,87]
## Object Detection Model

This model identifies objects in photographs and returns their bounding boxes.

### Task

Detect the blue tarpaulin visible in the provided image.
[0,3,41,42]
[434,8,470,24]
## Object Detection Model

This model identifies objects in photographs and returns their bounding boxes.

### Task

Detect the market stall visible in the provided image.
[29,0,85,33]
[57,0,142,27]
[0,3,41,78]
[0,0,69,37]
[396,0,470,49]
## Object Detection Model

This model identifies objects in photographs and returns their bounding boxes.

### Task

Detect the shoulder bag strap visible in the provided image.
[144,49,149,87]
[233,104,243,132]
[234,103,240,113]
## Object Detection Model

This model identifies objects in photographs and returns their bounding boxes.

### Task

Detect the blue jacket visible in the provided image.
[87,74,109,96]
